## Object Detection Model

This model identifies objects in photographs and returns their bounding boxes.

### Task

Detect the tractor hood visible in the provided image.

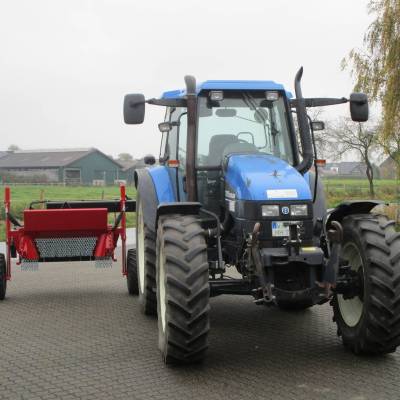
[224,154,312,201]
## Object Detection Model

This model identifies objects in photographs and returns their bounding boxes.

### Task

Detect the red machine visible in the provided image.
[0,185,135,300]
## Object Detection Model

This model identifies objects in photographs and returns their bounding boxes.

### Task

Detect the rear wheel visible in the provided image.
[126,248,138,295]
[332,214,400,355]
[0,253,7,301]
[136,194,157,315]
[156,214,210,364]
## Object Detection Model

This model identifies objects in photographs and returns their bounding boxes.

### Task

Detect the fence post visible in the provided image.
[40,189,45,209]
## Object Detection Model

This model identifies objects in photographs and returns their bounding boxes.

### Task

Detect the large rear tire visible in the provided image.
[136,194,157,316]
[156,214,210,364]
[126,248,139,295]
[332,214,400,355]
[0,253,7,301]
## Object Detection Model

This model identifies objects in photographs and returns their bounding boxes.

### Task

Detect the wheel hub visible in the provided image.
[336,242,365,327]
[335,264,364,300]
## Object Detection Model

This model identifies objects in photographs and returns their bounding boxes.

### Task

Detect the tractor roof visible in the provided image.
[161,80,292,99]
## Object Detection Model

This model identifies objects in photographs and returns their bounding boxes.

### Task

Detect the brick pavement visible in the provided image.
[0,257,399,400]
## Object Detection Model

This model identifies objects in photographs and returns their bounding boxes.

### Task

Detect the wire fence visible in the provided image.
[0,182,398,242]
[323,180,400,224]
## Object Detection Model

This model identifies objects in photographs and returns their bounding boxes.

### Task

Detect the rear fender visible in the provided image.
[326,200,385,229]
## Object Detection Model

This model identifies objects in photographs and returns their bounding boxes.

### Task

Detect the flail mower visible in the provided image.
[0,185,135,300]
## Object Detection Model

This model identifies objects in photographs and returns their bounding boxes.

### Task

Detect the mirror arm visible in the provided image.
[147,98,187,107]
[290,97,348,108]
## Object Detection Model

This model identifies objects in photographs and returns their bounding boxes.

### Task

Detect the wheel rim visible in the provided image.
[337,242,364,327]
[158,242,167,332]
[137,202,145,294]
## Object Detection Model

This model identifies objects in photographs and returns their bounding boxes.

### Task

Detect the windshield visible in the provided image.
[196,91,294,167]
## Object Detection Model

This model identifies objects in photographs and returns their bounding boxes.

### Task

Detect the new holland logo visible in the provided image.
[281,206,290,215]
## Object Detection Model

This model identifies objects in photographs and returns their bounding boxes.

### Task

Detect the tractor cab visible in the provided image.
[159,83,298,217]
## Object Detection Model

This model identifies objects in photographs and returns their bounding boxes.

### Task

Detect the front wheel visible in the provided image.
[136,194,157,315]
[332,214,400,355]
[126,248,138,295]
[156,214,210,364]
[0,253,7,301]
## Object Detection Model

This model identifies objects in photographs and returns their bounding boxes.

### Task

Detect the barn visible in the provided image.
[0,148,124,185]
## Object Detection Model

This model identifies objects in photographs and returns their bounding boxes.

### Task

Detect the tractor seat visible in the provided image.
[207,134,239,166]
[222,141,259,158]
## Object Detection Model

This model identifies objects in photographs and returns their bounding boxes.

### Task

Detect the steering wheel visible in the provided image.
[237,131,255,145]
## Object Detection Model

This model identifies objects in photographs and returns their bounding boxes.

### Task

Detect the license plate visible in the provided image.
[271,221,289,237]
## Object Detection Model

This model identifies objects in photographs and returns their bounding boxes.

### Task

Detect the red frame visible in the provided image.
[4,185,128,281]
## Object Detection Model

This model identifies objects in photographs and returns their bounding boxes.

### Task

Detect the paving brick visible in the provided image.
[0,256,399,400]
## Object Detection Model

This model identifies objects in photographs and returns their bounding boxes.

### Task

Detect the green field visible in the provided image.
[0,180,398,242]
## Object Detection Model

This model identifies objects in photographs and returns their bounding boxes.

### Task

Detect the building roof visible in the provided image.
[337,161,366,174]
[119,158,146,171]
[0,148,122,169]
[324,161,367,175]
[380,154,398,167]
[161,80,292,99]
[118,160,137,172]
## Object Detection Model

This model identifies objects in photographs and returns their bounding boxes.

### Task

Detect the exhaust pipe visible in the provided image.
[184,75,198,201]
[294,67,314,174]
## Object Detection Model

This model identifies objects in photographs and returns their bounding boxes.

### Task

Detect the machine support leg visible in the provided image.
[4,187,11,280]
[120,185,127,276]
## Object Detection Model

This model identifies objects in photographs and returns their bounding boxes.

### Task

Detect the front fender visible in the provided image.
[134,166,176,231]
[156,202,202,227]
[326,200,385,229]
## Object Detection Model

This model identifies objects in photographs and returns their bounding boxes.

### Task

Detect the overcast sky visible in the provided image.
[0,0,373,159]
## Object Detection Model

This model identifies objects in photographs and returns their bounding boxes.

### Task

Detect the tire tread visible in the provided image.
[157,214,210,364]
[333,213,400,355]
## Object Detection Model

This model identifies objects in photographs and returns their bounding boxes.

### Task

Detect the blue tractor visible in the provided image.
[123,68,400,364]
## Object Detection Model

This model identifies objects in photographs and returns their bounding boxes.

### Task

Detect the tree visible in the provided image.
[342,0,400,173]
[307,108,332,160]
[376,128,400,178]
[117,153,133,162]
[8,144,20,151]
[325,118,379,197]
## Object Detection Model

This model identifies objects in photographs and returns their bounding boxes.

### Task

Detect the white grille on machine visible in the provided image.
[35,237,97,259]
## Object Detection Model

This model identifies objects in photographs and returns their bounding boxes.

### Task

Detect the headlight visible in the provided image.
[290,204,308,216]
[262,205,279,217]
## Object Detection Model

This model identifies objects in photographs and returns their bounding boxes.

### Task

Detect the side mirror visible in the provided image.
[158,122,172,133]
[123,94,145,124]
[144,154,156,166]
[311,121,325,131]
[349,93,369,122]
